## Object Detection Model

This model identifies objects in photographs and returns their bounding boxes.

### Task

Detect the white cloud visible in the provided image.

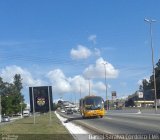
[46,69,91,95]
[137,79,142,86]
[70,45,91,60]
[93,81,106,92]
[88,35,97,44]
[46,69,109,97]
[119,95,128,99]
[47,69,71,93]
[137,77,149,86]
[94,48,101,56]
[120,82,127,87]
[69,75,90,94]
[83,57,119,79]
[0,65,45,87]
[0,65,113,99]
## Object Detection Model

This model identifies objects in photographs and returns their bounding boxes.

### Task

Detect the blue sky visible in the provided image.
[0,0,160,104]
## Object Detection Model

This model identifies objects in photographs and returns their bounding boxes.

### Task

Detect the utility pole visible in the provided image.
[102,62,108,110]
[144,18,157,113]
[89,79,91,96]
[80,84,81,99]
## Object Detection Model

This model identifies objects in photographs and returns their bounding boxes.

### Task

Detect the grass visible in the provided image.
[0,112,74,140]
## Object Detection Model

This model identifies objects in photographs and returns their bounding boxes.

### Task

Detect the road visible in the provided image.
[63,111,160,135]
[0,116,22,125]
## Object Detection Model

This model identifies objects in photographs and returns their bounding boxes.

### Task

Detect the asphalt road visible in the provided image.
[65,111,160,135]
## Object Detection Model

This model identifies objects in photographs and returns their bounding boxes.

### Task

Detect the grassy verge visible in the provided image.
[0,112,74,140]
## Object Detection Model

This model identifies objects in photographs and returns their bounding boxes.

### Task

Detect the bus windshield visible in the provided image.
[85,97,104,110]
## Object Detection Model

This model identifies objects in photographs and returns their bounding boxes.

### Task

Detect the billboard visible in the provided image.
[138,91,143,98]
[29,86,53,113]
[112,91,117,97]
[111,91,117,100]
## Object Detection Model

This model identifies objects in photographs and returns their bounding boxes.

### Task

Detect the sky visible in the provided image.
[0,0,160,104]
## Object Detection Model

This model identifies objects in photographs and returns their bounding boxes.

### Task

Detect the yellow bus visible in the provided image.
[79,96,105,118]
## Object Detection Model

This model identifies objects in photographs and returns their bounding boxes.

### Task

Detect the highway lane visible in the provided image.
[65,112,160,134]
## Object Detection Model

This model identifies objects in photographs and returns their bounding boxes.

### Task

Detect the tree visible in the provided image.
[142,79,150,90]
[125,98,135,107]
[52,103,58,111]
[139,85,143,91]
[13,74,23,92]
[0,74,26,116]
[155,59,160,99]
[0,77,5,95]
[140,59,160,100]
[12,74,25,114]
[1,83,15,115]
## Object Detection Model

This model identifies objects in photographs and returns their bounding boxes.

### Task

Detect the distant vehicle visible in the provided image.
[72,107,79,113]
[66,108,73,114]
[2,116,10,122]
[79,95,105,118]
[60,109,65,113]
[23,110,30,117]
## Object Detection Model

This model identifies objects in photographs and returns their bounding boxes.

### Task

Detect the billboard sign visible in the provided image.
[111,91,117,100]
[29,86,53,113]
[138,91,143,98]
[112,91,117,97]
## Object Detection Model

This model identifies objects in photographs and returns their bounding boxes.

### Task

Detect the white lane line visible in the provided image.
[105,117,113,120]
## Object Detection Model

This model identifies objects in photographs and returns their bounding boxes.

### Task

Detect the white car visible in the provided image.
[61,109,65,113]
[2,116,10,122]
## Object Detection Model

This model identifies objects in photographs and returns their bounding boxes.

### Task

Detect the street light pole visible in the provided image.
[21,100,23,118]
[88,79,91,96]
[80,84,81,98]
[144,18,157,113]
[102,62,108,110]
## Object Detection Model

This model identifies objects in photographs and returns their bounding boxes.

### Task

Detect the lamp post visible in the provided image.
[79,84,81,99]
[88,79,91,96]
[144,18,157,113]
[20,101,23,118]
[102,62,108,110]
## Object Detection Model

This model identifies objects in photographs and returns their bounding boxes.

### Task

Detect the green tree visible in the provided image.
[0,77,6,95]
[155,59,160,99]
[12,74,26,114]
[52,103,58,111]
[141,59,160,100]
[142,79,150,90]
[13,74,23,92]
[0,74,26,116]
[1,82,15,116]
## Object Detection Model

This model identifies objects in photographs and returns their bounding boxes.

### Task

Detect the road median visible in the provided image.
[0,112,74,140]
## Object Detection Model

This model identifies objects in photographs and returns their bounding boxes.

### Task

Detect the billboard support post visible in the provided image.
[32,87,36,124]
[48,86,52,124]
[29,86,53,124]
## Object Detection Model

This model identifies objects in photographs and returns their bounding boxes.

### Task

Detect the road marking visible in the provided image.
[105,117,113,120]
